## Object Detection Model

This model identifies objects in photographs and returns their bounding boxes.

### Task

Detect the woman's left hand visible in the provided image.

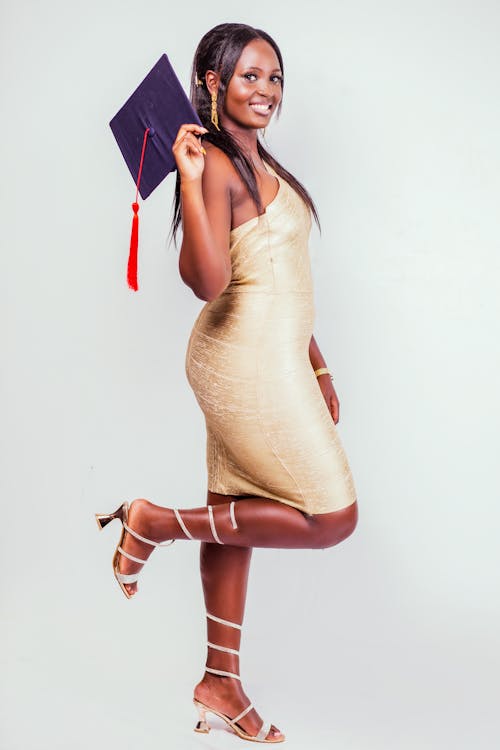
[317,374,339,424]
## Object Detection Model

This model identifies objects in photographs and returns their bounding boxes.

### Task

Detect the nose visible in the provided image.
[257,80,273,98]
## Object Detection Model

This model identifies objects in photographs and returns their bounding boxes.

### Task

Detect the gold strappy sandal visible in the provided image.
[194,611,285,743]
[95,501,175,598]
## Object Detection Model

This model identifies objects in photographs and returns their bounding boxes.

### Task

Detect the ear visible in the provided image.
[204,70,220,96]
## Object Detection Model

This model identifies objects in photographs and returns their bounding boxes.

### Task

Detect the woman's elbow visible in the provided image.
[182,270,230,302]
[197,277,230,301]
[179,249,231,301]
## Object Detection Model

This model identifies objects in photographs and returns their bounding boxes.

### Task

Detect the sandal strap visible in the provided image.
[123,522,174,548]
[230,702,254,725]
[229,500,238,529]
[117,546,148,565]
[255,720,272,741]
[206,611,241,683]
[208,505,224,544]
[173,508,194,539]
[207,641,239,655]
[205,667,241,680]
[206,612,242,630]
[115,571,140,584]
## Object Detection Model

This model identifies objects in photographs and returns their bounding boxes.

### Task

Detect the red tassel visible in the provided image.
[128,202,139,291]
[127,127,150,292]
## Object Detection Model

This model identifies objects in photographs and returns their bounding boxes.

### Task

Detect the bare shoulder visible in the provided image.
[202,142,242,197]
[203,142,231,177]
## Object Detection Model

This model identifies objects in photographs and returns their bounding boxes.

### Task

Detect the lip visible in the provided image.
[249,102,273,115]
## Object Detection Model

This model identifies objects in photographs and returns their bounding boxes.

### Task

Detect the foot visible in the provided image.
[193,673,284,742]
[116,498,167,597]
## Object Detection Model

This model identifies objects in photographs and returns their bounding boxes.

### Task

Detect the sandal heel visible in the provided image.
[193,701,210,733]
[95,502,127,530]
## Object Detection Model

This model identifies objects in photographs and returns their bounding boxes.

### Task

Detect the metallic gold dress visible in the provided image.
[185,165,357,515]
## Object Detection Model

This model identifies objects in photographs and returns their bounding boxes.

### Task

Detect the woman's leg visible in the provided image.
[117,496,357,594]
[127,495,357,551]
[193,491,283,741]
[113,495,357,738]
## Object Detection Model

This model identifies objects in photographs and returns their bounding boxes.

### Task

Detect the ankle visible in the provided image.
[129,499,175,545]
[130,498,155,539]
[200,671,243,696]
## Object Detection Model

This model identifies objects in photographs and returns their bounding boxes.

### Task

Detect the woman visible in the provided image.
[96,22,358,744]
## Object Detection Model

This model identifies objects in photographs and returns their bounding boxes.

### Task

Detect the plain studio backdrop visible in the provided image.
[1,0,499,748]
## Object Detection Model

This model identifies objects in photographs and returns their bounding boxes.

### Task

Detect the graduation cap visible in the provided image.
[109,54,203,291]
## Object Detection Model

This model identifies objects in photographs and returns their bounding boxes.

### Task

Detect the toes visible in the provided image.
[269,724,284,739]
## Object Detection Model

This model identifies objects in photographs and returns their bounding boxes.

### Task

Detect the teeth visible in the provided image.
[250,103,271,111]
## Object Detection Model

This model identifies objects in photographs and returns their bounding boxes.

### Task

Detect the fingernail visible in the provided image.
[201,147,206,155]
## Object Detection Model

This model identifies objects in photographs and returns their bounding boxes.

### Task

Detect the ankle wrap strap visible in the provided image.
[205,610,242,681]
[229,500,238,529]
[207,641,239,655]
[173,502,238,545]
[117,546,148,565]
[207,505,223,544]
[205,667,241,680]
[173,508,194,540]
[123,522,175,548]
[206,612,242,630]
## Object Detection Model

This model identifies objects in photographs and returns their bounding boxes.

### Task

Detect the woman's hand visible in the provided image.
[317,373,340,424]
[172,123,208,183]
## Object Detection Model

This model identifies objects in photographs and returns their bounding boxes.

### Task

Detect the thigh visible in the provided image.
[207,489,254,507]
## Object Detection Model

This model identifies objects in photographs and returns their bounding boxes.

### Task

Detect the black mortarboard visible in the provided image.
[109,54,202,290]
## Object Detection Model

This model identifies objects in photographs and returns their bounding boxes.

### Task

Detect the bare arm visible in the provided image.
[309,334,340,424]
[308,334,327,372]
[173,125,233,301]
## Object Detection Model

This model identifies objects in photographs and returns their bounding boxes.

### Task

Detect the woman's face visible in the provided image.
[221,38,283,130]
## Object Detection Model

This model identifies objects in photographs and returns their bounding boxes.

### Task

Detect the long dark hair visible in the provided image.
[170,22,320,244]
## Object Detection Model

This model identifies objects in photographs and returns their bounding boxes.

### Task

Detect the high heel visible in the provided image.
[194,703,210,734]
[193,612,285,743]
[95,501,175,599]
[95,502,127,531]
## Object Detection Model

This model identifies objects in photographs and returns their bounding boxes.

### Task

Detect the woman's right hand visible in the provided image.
[172,123,209,183]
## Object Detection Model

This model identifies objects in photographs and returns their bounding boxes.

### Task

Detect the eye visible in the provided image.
[241,72,283,84]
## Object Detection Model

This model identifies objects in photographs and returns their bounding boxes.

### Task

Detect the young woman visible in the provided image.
[96,22,358,744]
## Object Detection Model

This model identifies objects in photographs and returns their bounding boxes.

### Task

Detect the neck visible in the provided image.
[221,120,262,165]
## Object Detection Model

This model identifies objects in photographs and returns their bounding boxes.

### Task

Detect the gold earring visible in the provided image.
[211,91,220,131]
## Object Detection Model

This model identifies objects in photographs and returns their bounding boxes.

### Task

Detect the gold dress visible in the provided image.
[185,165,357,515]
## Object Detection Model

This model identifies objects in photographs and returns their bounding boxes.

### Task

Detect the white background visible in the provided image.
[2,0,499,748]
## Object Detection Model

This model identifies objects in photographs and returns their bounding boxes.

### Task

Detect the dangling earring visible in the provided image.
[211,90,220,131]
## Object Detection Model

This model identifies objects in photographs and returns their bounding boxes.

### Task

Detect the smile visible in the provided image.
[249,103,272,113]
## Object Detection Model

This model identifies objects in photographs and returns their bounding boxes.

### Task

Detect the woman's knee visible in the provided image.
[310,500,358,549]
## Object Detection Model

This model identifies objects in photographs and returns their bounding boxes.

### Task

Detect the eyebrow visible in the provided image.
[243,66,282,73]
